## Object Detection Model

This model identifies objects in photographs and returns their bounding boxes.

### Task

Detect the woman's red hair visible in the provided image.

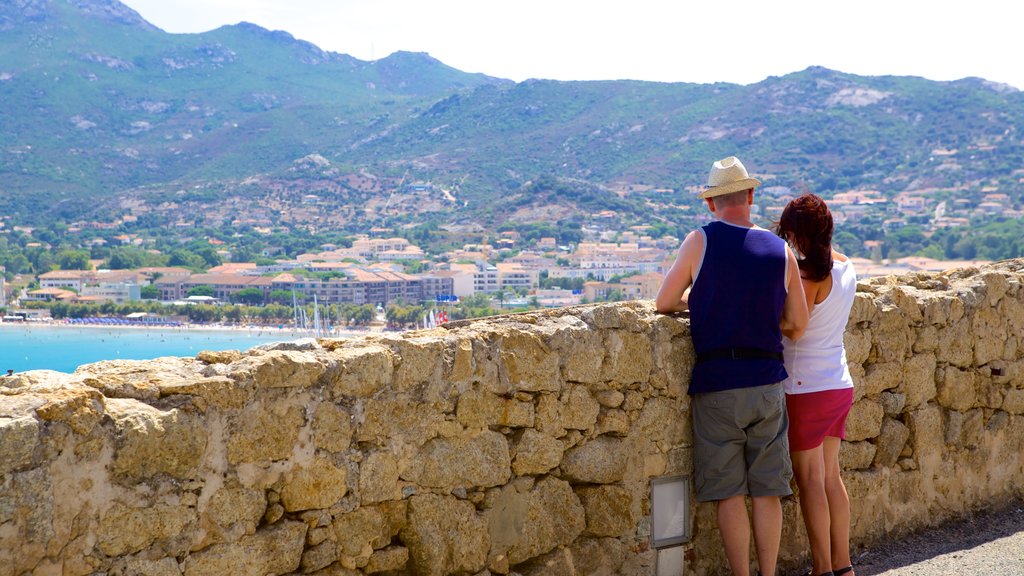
[776,193,834,282]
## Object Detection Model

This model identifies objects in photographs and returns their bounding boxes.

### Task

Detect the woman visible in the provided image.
[776,193,856,576]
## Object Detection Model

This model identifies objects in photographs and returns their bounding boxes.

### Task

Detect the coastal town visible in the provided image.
[0,176,1005,328]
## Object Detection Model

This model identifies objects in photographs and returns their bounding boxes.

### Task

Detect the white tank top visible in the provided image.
[782,258,857,395]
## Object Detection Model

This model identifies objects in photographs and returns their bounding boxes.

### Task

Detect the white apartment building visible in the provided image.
[81,282,142,304]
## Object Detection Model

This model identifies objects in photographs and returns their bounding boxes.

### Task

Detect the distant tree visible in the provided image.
[232,287,264,306]
[57,250,91,270]
[140,285,160,299]
[187,285,215,297]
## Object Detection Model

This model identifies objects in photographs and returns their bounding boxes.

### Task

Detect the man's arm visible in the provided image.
[655,231,702,314]
[780,245,809,340]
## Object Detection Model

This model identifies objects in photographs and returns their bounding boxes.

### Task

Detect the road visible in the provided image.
[782,500,1024,575]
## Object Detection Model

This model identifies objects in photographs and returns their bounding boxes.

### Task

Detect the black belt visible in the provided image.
[696,347,783,363]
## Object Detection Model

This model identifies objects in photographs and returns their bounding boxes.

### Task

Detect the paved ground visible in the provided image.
[784,500,1024,575]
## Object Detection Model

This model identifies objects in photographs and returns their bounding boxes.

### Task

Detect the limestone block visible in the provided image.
[560,435,629,483]
[913,325,939,353]
[594,389,625,408]
[596,408,631,436]
[945,408,984,448]
[196,349,243,365]
[365,545,409,574]
[332,506,390,558]
[560,385,600,431]
[301,540,338,573]
[446,337,475,385]
[356,396,444,446]
[390,337,444,392]
[312,402,353,453]
[484,477,585,566]
[109,556,182,576]
[0,416,40,475]
[402,430,511,489]
[861,362,901,397]
[935,319,974,368]
[281,457,348,512]
[227,402,305,465]
[548,323,604,384]
[839,440,876,470]
[359,451,401,504]
[107,398,207,482]
[402,493,489,576]
[901,353,937,408]
[97,503,194,557]
[576,485,635,537]
[327,345,395,399]
[158,376,250,411]
[514,547,575,576]
[666,447,694,476]
[0,467,51,572]
[512,429,565,475]
[34,385,104,435]
[879,391,907,416]
[886,286,924,322]
[631,396,689,447]
[1003,388,1024,414]
[568,537,627,576]
[845,399,884,442]
[232,348,323,387]
[583,302,645,331]
[848,293,878,324]
[457,389,535,429]
[908,404,943,459]
[873,418,910,468]
[844,330,872,365]
[497,330,562,393]
[936,366,977,412]
[601,331,653,384]
[206,484,265,530]
[973,305,1007,366]
[534,393,565,437]
[77,357,207,401]
[182,520,306,576]
[921,293,965,325]
[871,311,913,363]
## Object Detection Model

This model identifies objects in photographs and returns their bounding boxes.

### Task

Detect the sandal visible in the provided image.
[833,566,854,576]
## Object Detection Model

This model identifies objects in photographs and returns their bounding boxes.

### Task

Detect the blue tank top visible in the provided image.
[688,221,789,394]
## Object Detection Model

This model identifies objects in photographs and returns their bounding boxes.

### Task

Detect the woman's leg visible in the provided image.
[791,444,832,575]
[822,436,853,573]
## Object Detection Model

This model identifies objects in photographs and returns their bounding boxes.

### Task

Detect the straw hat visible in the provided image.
[699,156,761,199]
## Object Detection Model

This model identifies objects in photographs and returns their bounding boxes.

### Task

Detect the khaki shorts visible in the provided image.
[692,381,793,502]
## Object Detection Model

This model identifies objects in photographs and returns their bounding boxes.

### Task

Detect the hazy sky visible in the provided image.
[119,0,1022,90]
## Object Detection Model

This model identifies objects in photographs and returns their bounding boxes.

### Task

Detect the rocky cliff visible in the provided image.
[2,259,1023,575]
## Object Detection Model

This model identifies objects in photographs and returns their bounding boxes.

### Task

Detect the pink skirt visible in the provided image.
[785,388,853,452]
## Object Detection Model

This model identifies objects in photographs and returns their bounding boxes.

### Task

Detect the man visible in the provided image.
[656,156,808,576]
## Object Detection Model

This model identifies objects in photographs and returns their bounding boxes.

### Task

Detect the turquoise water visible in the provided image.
[0,324,297,374]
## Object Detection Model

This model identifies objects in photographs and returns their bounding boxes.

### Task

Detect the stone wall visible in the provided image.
[2,259,1023,576]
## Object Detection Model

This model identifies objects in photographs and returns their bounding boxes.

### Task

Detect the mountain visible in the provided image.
[2,0,1024,234]
[0,0,507,217]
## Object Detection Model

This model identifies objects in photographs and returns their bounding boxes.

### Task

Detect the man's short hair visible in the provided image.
[711,188,751,209]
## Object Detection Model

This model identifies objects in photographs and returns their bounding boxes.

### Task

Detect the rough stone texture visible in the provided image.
[107,398,207,482]
[577,484,636,537]
[280,456,348,512]
[182,520,306,576]
[4,259,1024,576]
[511,429,565,475]
[402,430,511,490]
[559,435,629,483]
[402,494,488,576]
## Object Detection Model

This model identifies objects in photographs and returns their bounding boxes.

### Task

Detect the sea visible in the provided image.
[0,324,299,374]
